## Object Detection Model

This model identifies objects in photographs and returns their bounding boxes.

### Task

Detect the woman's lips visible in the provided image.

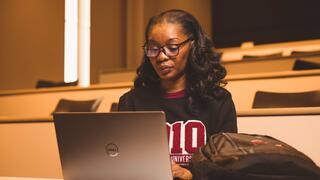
[158,65,173,74]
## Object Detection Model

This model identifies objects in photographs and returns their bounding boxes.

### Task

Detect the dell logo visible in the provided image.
[105,143,119,157]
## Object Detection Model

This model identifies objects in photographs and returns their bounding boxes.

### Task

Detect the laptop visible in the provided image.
[53,112,173,180]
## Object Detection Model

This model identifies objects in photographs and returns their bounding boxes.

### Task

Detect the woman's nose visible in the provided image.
[157,50,169,63]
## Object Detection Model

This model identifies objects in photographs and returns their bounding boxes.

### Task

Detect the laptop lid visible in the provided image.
[53,112,172,180]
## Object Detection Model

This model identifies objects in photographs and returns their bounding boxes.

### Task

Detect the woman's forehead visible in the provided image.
[148,23,187,43]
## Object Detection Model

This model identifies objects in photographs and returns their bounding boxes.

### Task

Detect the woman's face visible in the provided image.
[146,23,191,82]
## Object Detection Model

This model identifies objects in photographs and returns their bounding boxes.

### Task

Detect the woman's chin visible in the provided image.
[159,75,173,80]
[158,73,175,81]
[157,69,173,78]
[157,69,186,82]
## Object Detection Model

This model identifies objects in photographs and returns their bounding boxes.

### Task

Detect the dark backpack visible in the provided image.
[191,133,320,180]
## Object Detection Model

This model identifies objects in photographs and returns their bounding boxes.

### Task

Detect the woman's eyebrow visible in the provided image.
[147,38,181,45]
[165,38,180,43]
[147,39,161,44]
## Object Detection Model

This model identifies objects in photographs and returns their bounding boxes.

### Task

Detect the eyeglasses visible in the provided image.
[144,38,191,58]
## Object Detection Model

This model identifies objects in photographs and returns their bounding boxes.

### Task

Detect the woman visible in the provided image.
[118,9,237,180]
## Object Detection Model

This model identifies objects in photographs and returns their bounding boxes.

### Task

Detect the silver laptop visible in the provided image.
[53,112,173,180]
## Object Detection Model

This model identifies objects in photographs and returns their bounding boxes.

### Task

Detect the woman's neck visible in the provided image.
[161,75,186,93]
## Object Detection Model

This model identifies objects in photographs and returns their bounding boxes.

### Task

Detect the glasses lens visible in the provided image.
[164,45,179,56]
[145,46,159,57]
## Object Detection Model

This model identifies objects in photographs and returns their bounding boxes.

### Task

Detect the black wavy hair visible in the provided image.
[134,9,227,113]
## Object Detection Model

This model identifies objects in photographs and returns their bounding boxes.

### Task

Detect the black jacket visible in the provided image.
[118,87,238,138]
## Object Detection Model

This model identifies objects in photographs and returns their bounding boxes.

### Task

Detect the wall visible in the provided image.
[143,0,212,38]
[0,0,212,90]
[0,0,64,90]
[0,0,127,90]
[91,0,127,84]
